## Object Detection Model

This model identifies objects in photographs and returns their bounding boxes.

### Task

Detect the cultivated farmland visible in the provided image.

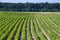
[0,12,60,40]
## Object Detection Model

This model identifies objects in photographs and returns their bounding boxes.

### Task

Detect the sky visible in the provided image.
[0,0,60,3]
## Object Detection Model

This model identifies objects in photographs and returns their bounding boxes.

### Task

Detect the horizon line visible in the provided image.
[0,2,60,3]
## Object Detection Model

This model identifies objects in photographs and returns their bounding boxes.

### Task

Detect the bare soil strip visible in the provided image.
[47,18,58,27]
[36,18,50,40]
[33,19,41,40]
[27,18,33,40]
[19,18,26,40]
[30,18,35,40]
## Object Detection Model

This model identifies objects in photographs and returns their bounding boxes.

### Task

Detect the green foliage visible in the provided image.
[0,2,60,12]
[0,12,60,40]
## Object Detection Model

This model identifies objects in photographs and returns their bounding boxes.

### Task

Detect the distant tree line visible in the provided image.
[0,2,60,12]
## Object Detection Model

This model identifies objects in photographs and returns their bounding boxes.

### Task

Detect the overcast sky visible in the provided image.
[0,0,60,3]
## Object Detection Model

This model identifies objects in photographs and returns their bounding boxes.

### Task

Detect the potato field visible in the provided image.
[0,12,60,40]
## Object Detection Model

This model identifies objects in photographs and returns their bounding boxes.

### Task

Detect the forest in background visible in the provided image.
[0,2,60,12]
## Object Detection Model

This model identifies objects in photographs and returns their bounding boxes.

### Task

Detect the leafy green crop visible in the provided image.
[0,12,60,40]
